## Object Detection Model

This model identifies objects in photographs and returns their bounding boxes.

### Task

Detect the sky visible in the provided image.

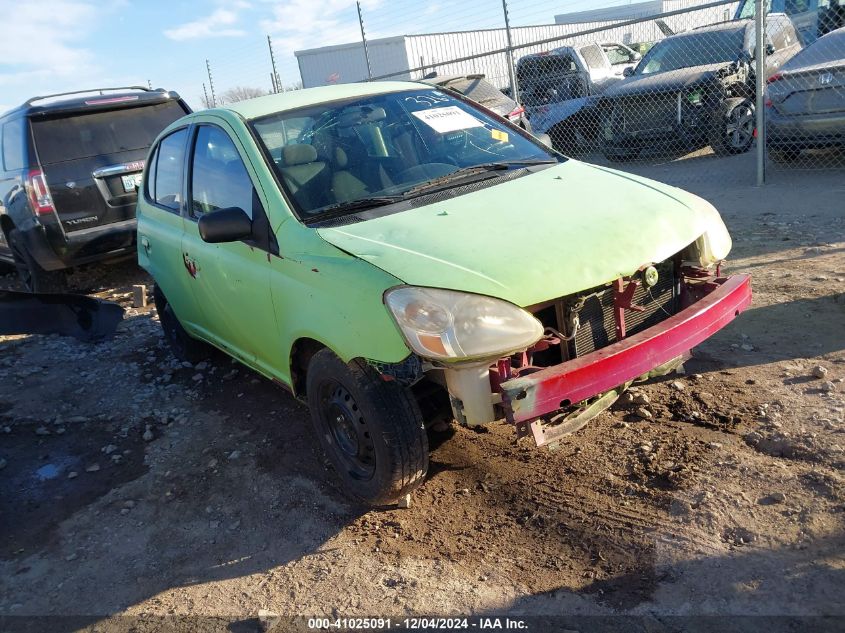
[0,0,638,113]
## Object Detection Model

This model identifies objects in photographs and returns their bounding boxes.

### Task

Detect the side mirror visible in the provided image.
[197,207,252,243]
[623,66,635,78]
[632,52,642,62]
[537,133,553,149]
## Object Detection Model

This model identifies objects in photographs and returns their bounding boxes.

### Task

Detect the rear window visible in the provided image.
[518,55,578,83]
[443,78,515,111]
[31,100,187,165]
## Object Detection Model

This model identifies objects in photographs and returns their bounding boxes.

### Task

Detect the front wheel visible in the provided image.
[769,147,801,163]
[601,144,640,162]
[306,349,429,505]
[710,98,755,156]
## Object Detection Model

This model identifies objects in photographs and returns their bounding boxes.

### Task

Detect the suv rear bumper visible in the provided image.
[500,274,752,426]
[20,219,137,271]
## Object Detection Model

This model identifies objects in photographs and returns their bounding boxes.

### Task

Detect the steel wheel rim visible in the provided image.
[319,381,375,481]
[726,104,754,149]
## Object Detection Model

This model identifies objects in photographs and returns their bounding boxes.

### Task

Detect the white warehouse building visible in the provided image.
[295,0,739,89]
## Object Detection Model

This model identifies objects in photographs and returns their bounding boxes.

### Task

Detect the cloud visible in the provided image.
[260,0,379,53]
[0,0,111,102]
[164,7,248,41]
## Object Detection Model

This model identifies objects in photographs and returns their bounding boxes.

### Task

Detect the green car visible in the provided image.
[137,81,751,504]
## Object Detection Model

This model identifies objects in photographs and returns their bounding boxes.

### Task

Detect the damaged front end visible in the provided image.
[436,250,751,446]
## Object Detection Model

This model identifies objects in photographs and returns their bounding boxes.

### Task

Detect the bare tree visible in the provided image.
[219,86,268,104]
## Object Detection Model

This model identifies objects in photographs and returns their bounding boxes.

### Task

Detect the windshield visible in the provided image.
[636,29,746,75]
[252,88,557,221]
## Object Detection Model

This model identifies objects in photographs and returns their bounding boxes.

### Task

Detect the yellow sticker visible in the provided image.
[491,129,509,142]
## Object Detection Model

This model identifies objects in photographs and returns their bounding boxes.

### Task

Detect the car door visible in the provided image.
[179,119,280,374]
[137,126,205,328]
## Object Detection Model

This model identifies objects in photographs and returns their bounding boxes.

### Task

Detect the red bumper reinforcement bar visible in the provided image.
[501,274,752,425]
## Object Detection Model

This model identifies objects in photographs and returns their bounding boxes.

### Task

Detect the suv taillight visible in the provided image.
[507,106,525,120]
[27,169,56,215]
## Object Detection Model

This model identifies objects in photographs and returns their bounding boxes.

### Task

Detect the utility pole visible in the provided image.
[268,35,283,92]
[357,1,373,80]
[502,0,519,101]
[754,0,766,185]
[203,83,211,109]
[147,79,152,90]
[206,59,217,107]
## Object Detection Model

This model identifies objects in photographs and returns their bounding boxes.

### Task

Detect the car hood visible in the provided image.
[604,63,730,97]
[317,160,730,307]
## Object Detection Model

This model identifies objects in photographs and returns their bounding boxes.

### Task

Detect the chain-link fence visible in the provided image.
[199,0,845,184]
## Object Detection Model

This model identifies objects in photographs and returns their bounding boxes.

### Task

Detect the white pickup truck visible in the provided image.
[517,42,641,152]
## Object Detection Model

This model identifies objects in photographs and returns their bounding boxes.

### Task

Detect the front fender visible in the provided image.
[270,223,412,387]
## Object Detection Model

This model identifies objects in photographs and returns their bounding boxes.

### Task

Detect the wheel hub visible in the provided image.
[321,383,375,480]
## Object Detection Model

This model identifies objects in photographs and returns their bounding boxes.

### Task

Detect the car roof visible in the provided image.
[2,87,180,119]
[690,19,750,35]
[422,74,489,86]
[209,81,431,121]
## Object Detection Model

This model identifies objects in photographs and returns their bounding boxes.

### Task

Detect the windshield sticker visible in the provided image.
[491,129,509,142]
[411,106,484,133]
[404,91,451,107]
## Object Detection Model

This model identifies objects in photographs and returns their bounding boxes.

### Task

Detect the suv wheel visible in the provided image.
[306,348,429,505]
[769,147,801,163]
[153,285,210,363]
[710,98,755,156]
[601,144,640,162]
[8,229,66,293]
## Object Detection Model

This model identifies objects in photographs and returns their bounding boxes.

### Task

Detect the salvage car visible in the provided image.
[599,16,801,160]
[422,73,532,132]
[0,87,191,291]
[516,42,640,152]
[138,81,751,504]
[766,25,845,161]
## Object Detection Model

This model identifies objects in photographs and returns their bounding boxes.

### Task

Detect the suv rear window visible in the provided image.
[31,101,187,165]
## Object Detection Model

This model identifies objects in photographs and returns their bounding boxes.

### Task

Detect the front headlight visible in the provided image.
[384,287,544,363]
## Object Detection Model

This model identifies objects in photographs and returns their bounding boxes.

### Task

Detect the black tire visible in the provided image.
[153,285,210,364]
[769,147,801,163]
[601,144,640,162]
[8,229,66,293]
[549,123,577,155]
[306,348,429,505]
[710,98,755,156]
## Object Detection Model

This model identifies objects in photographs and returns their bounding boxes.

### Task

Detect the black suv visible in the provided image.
[0,87,191,291]
[598,16,801,160]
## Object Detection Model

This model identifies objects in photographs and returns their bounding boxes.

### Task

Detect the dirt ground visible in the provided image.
[1,152,843,632]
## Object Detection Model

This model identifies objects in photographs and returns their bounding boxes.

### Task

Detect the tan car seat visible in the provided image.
[278,144,328,211]
[331,147,369,203]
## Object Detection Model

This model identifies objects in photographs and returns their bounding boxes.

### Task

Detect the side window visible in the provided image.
[603,45,634,65]
[189,125,255,220]
[784,0,809,12]
[150,128,188,212]
[580,45,608,70]
[2,119,25,172]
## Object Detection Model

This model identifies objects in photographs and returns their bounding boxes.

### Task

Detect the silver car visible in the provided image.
[766,26,845,161]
